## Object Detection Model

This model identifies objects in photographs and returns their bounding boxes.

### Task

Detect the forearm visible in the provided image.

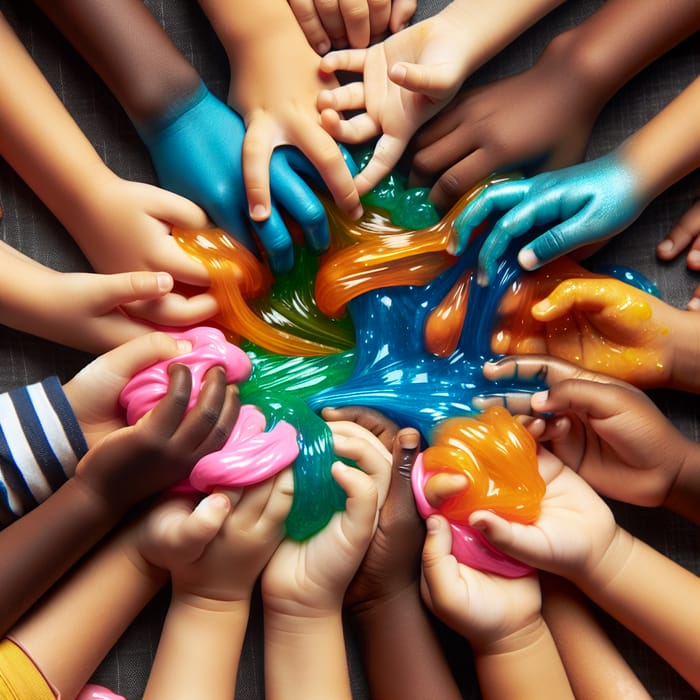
[621,74,700,199]
[545,0,700,114]
[443,0,565,78]
[541,575,650,699]
[473,617,573,700]
[576,528,700,691]
[264,610,352,700]
[0,478,123,634]
[32,0,201,123]
[0,12,114,230]
[351,585,462,700]
[10,532,166,699]
[198,0,300,58]
[144,596,249,700]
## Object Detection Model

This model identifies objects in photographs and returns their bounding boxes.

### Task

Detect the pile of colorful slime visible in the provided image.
[162,166,658,548]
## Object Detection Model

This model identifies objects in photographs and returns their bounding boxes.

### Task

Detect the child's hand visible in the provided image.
[529,372,696,509]
[136,469,293,603]
[468,445,620,586]
[490,277,683,388]
[657,197,700,277]
[262,421,391,616]
[71,176,217,328]
[0,234,180,353]
[228,26,362,264]
[319,8,469,196]
[420,514,542,649]
[411,43,597,211]
[454,152,644,283]
[73,364,239,515]
[63,332,193,447]
[344,425,423,611]
[140,80,348,274]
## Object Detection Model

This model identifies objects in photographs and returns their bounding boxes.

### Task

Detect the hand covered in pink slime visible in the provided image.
[412,454,532,578]
[119,327,299,489]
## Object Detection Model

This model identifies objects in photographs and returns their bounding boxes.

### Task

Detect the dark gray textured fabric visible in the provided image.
[0,1,697,698]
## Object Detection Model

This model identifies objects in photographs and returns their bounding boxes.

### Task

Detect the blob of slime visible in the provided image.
[412,407,543,577]
[119,327,299,491]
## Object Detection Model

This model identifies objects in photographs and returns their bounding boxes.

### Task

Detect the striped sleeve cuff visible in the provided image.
[0,377,88,524]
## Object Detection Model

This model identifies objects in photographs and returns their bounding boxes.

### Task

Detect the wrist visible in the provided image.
[573,526,635,595]
[471,614,549,657]
[668,309,700,392]
[349,581,420,629]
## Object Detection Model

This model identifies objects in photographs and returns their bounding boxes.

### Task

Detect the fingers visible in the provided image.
[420,515,461,612]
[656,199,700,267]
[281,130,362,220]
[388,62,456,99]
[320,47,368,75]
[149,493,232,563]
[332,460,380,545]
[339,0,373,48]
[483,355,624,388]
[173,366,241,458]
[391,426,420,480]
[288,0,334,54]
[146,183,210,232]
[688,282,700,311]
[427,150,493,212]
[423,472,469,509]
[241,117,276,222]
[122,290,219,328]
[321,405,399,450]
[354,134,407,195]
[529,379,641,422]
[389,0,416,33]
[88,271,173,312]
[530,278,606,322]
[328,420,392,505]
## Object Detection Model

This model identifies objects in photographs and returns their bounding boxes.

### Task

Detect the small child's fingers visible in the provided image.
[388,0,416,33]
[423,472,468,508]
[320,47,368,75]
[332,461,380,546]
[89,271,173,312]
[321,405,399,450]
[687,281,700,311]
[656,199,700,261]
[151,493,230,559]
[420,515,461,610]
[388,61,455,99]
[317,82,365,112]
[241,118,275,222]
[122,290,219,327]
[354,134,405,196]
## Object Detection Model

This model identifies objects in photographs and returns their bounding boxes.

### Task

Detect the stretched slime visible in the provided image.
[158,172,658,549]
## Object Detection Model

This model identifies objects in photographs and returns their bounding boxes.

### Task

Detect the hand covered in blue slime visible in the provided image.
[137,82,353,272]
[453,151,643,285]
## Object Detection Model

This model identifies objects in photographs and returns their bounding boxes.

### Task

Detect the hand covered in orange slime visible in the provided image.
[492,264,687,388]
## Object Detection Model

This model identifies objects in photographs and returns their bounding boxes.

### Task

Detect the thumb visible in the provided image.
[421,514,453,572]
[91,271,173,312]
[389,61,456,99]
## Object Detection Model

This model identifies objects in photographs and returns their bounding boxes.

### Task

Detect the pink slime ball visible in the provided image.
[119,327,299,490]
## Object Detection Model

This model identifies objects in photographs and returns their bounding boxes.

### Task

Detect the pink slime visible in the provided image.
[411,454,532,578]
[119,327,299,490]
[76,684,125,700]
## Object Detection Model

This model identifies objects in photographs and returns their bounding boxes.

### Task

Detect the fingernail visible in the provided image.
[688,250,700,265]
[317,40,331,55]
[657,239,674,255]
[531,390,549,407]
[687,297,700,311]
[390,64,407,83]
[157,272,173,292]
[518,248,538,270]
[250,204,269,221]
[175,340,193,354]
